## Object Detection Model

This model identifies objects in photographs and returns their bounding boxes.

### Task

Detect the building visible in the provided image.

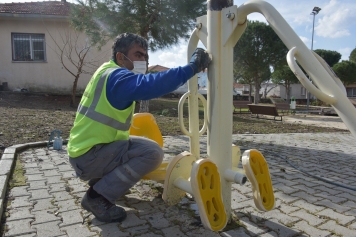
[346,83,356,98]
[260,83,312,100]
[0,0,111,94]
[148,65,170,72]
[172,70,209,95]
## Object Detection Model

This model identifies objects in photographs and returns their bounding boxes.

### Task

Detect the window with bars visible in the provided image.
[346,88,356,97]
[12,33,46,61]
[301,87,306,96]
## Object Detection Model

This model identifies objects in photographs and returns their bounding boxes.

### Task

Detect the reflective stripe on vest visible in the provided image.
[77,68,132,131]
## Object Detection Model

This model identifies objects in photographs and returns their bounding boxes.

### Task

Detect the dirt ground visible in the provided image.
[0,92,77,153]
[283,114,348,130]
[0,92,349,157]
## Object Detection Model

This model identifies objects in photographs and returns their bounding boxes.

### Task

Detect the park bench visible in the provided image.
[233,100,250,113]
[274,102,291,114]
[248,104,283,121]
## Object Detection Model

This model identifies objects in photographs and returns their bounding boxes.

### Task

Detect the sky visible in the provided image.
[1,0,356,68]
[149,0,356,68]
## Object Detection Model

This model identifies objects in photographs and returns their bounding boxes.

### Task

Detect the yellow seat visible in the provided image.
[129,113,164,147]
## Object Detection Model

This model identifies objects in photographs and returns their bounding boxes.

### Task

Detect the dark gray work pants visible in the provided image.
[69,136,164,203]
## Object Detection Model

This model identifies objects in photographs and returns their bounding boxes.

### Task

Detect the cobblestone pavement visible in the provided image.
[1,132,356,237]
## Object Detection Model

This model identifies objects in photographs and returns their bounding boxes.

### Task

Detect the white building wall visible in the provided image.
[261,83,308,100]
[290,84,307,100]
[0,15,112,94]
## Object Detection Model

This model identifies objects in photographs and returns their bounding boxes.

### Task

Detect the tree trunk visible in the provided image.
[263,85,268,99]
[248,84,252,103]
[71,75,79,107]
[286,82,291,104]
[254,82,261,104]
[139,100,150,112]
[264,84,277,99]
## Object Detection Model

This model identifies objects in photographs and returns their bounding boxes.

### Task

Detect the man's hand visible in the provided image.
[189,48,212,74]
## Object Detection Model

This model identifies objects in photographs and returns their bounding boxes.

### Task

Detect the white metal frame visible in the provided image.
[176,0,356,224]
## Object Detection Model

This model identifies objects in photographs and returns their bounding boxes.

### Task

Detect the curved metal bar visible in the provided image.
[178,92,208,136]
[311,51,346,95]
[236,0,356,137]
[178,92,191,136]
[287,47,337,105]
[197,93,208,136]
[185,28,207,158]
[236,0,346,97]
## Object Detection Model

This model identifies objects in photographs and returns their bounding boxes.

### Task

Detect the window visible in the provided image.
[347,88,356,97]
[301,87,306,96]
[12,33,46,61]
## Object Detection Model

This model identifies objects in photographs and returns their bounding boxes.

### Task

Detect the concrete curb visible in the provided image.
[0,140,69,224]
[0,141,46,223]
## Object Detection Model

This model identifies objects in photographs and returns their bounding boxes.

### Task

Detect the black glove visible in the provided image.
[189,48,211,74]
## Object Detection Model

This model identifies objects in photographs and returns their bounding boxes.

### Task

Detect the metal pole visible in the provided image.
[307,7,320,112]
[307,13,316,112]
[207,0,234,220]
[311,13,315,50]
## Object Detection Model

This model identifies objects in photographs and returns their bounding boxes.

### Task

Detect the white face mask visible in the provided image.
[122,54,147,74]
[132,61,147,74]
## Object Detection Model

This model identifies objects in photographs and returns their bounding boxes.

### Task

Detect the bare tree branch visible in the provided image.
[41,19,106,106]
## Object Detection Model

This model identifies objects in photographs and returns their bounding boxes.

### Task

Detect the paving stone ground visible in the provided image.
[1,133,356,237]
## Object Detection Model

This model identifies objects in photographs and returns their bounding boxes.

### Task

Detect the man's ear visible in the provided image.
[116,52,124,66]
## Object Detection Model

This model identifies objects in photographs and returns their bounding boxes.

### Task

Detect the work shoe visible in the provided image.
[81,191,127,223]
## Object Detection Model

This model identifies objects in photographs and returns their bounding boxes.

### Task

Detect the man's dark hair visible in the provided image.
[112,33,148,64]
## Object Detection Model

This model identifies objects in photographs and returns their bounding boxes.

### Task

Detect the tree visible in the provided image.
[233,20,287,104]
[70,0,206,112]
[261,83,277,99]
[45,22,107,107]
[350,48,356,63]
[233,60,254,102]
[271,63,299,103]
[332,60,356,85]
[313,49,341,67]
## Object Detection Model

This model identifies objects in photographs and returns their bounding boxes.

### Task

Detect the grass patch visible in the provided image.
[9,158,26,188]
[223,213,246,231]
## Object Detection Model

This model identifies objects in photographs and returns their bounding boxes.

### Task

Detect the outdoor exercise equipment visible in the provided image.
[161,0,276,231]
[133,0,356,232]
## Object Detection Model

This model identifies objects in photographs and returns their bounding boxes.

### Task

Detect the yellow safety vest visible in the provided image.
[67,60,135,158]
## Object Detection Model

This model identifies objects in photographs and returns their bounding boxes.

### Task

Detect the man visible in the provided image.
[67,33,211,223]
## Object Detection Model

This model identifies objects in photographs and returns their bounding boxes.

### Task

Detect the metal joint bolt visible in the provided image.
[195,23,202,30]
[226,12,235,20]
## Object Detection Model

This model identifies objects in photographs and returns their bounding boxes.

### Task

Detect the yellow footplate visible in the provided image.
[242,149,275,211]
[191,159,227,231]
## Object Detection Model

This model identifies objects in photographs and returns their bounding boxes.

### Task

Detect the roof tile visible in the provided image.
[0,1,70,16]
[148,65,170,72]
